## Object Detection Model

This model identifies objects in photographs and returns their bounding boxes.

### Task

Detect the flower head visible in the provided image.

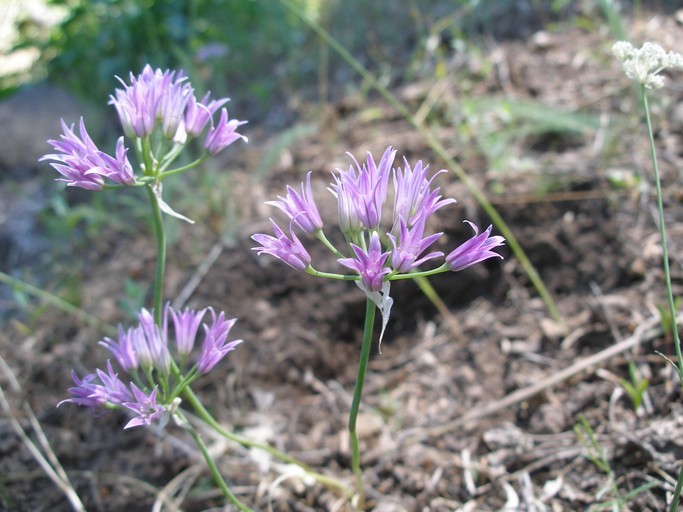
[61,305,242,430]
[42,118,136,190]
[266,172,323,234]
[392,158,455,233]
[204,108,248,155]
[388,214,443,273]
[170,306,207,355]
[338,231,391,292]
[252,219,312,271]
[110,65,195,139]
[59,361,133,410]
[197,309,242,374]
[100,325,139,372]
[612,41,683,89]
[446,221,505,272]
[185,92,229,137]
[122,384,166,429]
[157,71,194,139]
[110,65,164,138]
[330,146,396,233]
[137,308,171,374]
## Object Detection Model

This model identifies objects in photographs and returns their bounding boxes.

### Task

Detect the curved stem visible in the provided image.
[348,298,376,510]
[188,427,255,512]
[305,267,359,281]
[146,184,167,325]
[160,154,208,177]
[316,230,346,258]
[182,387,353,498]
[642,88,683,386]
[389,264,449,280]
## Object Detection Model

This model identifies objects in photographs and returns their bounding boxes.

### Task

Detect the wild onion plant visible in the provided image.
[252,146,505,508]
[45,63,505,510]
[612,41,683,511]
[43,65,350,510]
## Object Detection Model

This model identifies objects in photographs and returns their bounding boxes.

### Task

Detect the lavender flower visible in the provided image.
[59,361,133,410]
[252,219,312,271]
[100,325,139,372]
[266,172,323,234]
[157,71,194,139]
[446,221,506,272]
[388,214,443,273]
[122,385,165,429]
[197,310,242,374]
[204,108,248,155]
[110,65,163,138]
[62,305,242,430]
[60,371,110,409]
[330,146,396,232]
[100,310,170,374]
[392,158,455,232]
[138,308,171,374]
[338,232,391,292]
[254,146,505,300]
[42,118,136,190]
[60,362,166,429]
[170,306,207,355]
[185,92,229,137]
[96,137,136,185]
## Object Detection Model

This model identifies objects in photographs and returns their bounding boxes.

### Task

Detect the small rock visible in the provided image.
[0,84,89,178]
[531,30,553,50]
[356,412,384,438]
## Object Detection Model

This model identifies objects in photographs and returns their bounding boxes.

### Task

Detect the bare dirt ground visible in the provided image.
[3,7,683,512]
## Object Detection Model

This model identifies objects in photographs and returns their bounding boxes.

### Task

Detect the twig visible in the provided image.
[172,240,225,310]
[400,314,668,441]
[153,464,201,512]
[0,353,86,511]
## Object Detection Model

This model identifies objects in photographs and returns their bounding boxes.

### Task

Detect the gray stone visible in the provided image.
[0,84,86,178]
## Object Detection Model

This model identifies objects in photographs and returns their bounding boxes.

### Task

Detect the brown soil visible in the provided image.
[3,9,683,512]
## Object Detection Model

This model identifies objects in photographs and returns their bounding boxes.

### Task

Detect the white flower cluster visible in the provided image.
[612,41,683,89]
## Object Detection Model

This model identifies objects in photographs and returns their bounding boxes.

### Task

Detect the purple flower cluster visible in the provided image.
[252,146,505,292]
[41,119,135,190]
[60,305,242,429]
[43,64,247,190]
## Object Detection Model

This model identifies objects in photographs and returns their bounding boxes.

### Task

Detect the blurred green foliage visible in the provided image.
[21,0,462,122]
[13,0,592,122]
[36,0,309,114]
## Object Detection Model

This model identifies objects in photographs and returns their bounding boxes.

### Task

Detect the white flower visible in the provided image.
[612,41,683,89]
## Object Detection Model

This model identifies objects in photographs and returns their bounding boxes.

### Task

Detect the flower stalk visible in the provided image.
[612,41,683,512]
[348,298,377,510]
[147,184,167,325]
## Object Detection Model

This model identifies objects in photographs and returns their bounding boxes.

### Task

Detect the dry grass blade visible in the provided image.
[401,314,669,441]
[152,464,201,512]
[0,352,85,511]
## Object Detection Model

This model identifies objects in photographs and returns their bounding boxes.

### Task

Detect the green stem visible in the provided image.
[188,428,255,512]
[146,184,167,325]
[316,230,346,258]
[182,387,353,498]
[159,153,207,177]
[305,267,359,281]
[641,87,683,385]
[669,464,683,512]
[277,0,563,329]
[348,298,376,510]
[644,87,683,512]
